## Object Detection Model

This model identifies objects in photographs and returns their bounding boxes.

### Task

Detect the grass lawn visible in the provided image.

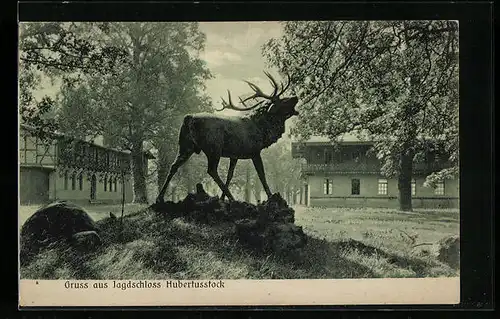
[295,206,459,252]
[20,204,459,280]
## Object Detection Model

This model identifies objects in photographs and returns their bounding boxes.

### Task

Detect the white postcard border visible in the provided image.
[20,278,460,307]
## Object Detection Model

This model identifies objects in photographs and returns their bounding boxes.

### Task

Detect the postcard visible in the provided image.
[18,20,460,307]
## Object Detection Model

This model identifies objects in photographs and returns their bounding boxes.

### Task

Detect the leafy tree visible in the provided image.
[57,22,212,203]
[228,160,256,202]
[18,22,128,140]
[263,21,458,211]
[261,137,303,202]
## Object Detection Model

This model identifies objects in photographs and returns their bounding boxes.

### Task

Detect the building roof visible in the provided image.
[293,131,449,146]
[20,123,134,156]
[292,130,376,145]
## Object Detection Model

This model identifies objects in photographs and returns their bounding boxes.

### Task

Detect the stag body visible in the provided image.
[156,72,298,203]
[187,112,286,158]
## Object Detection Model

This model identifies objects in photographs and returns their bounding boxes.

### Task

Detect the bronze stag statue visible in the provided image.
[156,71,299,203]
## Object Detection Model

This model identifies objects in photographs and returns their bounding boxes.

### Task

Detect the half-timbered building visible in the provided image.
[19,123,137,205]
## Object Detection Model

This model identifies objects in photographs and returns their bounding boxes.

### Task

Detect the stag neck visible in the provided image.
[250,110,287,149]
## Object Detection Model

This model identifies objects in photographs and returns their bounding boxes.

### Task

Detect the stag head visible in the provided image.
[217,71,299,118]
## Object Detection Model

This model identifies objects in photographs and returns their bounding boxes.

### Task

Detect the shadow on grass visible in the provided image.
[96,211,189,276]
[172,220,451,278]
[20,242,101,280]
[110,214,446,279]
[284,237,377,278]
[334,239,437,278]
[151,218,378,279]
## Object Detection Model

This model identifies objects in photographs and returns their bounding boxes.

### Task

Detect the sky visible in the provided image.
[33,21,286,116]
[198,21,284,114]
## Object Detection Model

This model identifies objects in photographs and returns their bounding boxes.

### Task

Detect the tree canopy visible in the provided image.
[19,22,128,139]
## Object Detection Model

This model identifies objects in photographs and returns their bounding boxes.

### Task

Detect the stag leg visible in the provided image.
[252,154,272,198]
[206,155,235,201]
[221,158,238,200]
[156,152,193,203]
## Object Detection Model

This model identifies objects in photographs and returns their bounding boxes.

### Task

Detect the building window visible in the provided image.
[104,176,108,191]
[411,179,416,196]
[324,149,333,164]
[109,178,113,192]
[71,173,76,190]
[352,150,361,161]
[64,173,68,190]
[351,178,360,195]
[323,178,333,195]
[78,173,83,190]
[434,181,445,195]
[113,178,117,192]
[378,179,388,195]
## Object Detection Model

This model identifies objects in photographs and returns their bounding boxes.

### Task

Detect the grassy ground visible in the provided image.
[20,204,459,280]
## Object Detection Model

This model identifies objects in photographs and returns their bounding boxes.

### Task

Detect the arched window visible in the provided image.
[78,173,83,190]
[64,173,68,190]
[351,178,360,195]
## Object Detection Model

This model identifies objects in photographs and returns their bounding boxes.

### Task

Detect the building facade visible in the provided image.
[291,136,459,209]
[19,124,135,205]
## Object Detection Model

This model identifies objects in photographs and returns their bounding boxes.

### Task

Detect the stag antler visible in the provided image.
[215,90,265,112]
[240,72,290,102]
[243,71,292,102]
[215,72,292,112]
[277,73,292,97]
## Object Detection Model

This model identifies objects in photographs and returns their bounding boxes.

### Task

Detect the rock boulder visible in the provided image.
[437,235,460,269]
[20,201,99,265]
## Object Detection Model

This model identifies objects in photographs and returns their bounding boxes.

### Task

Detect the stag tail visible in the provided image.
[179,115,202,154]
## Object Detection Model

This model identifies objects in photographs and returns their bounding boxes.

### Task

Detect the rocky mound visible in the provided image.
[151,183,307,255]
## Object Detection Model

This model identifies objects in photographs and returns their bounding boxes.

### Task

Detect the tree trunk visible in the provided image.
[156,143,170,195]
[292,186,297,205]
[398,149,414,211]
[299,184,304,205]
[245,165,252,202]
[253,174,262,203]
[131,139,148,204]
